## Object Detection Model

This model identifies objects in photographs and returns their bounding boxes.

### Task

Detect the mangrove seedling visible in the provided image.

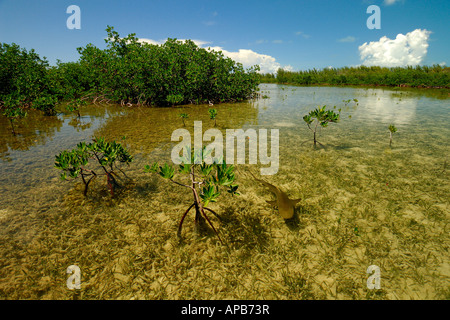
[145,147,239,244]
[208,108,218,127]
[55,137,133,196]
[66,98,87,118]
[343,99,359,107]
[179,112,189,126]
[1,95,27,135]
[388,124,397,146]
[2,106,27,135]
[303,105,340,147]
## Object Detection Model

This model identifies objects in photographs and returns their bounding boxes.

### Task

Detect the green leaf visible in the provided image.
[227,184,239,196]
[200,162,213,177]
[144,162,159,173]
[388,124,397,133]
[159,163,175,179]
[200,185,220,206]
[208,108,218,119]
[303,115,312,125]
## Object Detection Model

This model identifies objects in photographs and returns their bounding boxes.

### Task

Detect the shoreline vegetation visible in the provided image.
[1,25,448,122]
[260,66,450,89]
[0,26,260,117]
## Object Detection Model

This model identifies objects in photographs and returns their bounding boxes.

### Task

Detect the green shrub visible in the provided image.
[260,65,450,88]
[32,96,58,115]
[2,26,260,110]
[145,147,239,243]
[66,98,87,118]
[167,94,184,106]
[179,112,189,126]
[303,105,340,147]
[1,102,27,135]
[0,43,55,111]
[73,26,260,106]
[208,108,218,126]
[55,137,133,196]
[388,124,398,146]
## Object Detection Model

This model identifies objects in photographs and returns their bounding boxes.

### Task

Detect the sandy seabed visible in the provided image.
[0,85,449,299]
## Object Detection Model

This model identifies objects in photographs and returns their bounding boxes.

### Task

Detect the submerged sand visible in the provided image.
[0,85,449,299]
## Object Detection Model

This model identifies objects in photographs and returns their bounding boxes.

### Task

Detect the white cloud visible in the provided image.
[295,31,311,39]
[203,21,216,26]
[358,29,431,67]
[138,38,211,47]
[207,46,288,73]
[138,38,289,74]
[337,36,356,43]
[254,39,268,45]
[137,38,164,45]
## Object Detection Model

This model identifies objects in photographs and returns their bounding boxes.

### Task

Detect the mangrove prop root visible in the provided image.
[81,174,96,197]
[200,206,224,245]
[177,202,224,245]
[178,203,195,238]
[203,207,222,221]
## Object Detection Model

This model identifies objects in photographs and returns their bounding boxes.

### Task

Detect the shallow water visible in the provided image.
[1,84,449,299]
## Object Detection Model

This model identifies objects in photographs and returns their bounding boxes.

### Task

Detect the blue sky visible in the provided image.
[0,0,448,73]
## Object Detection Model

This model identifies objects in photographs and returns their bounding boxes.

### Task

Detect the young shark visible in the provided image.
[248,171,301,220]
